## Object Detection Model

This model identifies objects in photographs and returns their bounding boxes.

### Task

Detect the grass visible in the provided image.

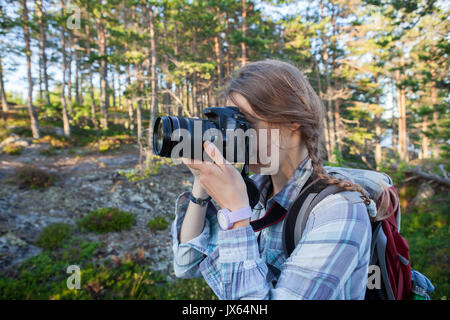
[147,217,170,231]
[36,223,74,250]
[401,192,449,300]
[77,208,135,234]
[0,238,216,300]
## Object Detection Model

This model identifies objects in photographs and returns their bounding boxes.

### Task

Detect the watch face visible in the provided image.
[217,211,229,230]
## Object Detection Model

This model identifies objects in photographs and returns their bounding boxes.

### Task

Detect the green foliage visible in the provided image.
[2,143,23,155]
[77,208,135,234]
[0,238,101,299]
[401,193,450,300]
[147,217,170,231]
[117,156,175,182]
[98,137,121,153]
[35,135,71,149]
[0,239,216,300]
[14,165,55,189]
[36,223,73,250]
[379,158,409,185]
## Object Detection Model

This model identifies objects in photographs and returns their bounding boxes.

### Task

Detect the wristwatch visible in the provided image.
[189,192,211,207]
[217,206,253,230]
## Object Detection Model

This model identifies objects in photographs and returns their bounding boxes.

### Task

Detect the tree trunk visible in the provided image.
[122,1,134,133]
[396,56,408,162]
[67,34,73,114]
[84,6,97,128]
[331,7,342,154]
[241,0,247,66]
[0,56,8,112]
[22,0,40,139]
[75,37,81,105]
[132,6,142,140]
[375,76,382,170]
[111,65,116,110]
[431,76,440,159]
[60,0,71,137]
[321,1,336,163]
[192,26,198,117]
[98,21,109,129]
[225,13,231,78]
[149,4,158,154]
[312,55,331,161]
[36,0,50,106]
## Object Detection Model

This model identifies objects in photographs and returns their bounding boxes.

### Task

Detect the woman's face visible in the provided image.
[226,93,297,175]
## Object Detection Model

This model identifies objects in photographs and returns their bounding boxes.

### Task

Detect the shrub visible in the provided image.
[147,216,170,231]
[0,240,216,300]
[35,135,70,149]
[15,165,55,189]
[36,223,73,250]
[77,207,135,233]
[2,143,23,155]
[98,138,121,153]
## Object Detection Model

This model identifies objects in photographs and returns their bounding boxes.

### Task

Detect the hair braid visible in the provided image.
[302,129,372,206]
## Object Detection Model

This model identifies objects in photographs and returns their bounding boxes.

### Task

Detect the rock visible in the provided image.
[0,136,30,150]
[129,194,144,203]
[5,232,27,247]
[54,127,65,137]
[411,182,435,206]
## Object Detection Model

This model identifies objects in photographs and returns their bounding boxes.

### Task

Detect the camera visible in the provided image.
[153,106,253,163]
[153,106,261,208]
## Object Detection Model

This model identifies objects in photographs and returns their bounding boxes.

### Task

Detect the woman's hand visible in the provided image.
[182,141,249,212]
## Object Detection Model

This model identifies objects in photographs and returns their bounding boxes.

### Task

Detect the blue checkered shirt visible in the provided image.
[171,157,372,299]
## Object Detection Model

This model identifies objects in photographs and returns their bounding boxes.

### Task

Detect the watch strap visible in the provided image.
[227,206,253,224]
[189,192,211,207]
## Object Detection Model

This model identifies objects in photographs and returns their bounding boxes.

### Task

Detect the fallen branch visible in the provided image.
[405,167,450,187]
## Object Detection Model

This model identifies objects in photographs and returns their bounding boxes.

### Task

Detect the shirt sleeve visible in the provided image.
[171,191,219,279]
[198,195,371,300]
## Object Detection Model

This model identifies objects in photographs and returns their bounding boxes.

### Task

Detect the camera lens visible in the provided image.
[153,116,214,158]
[155,120,163,153]
[152,107,252,162]
[152,116,173,156]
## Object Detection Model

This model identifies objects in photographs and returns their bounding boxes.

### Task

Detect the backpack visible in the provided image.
[280,166,433,300]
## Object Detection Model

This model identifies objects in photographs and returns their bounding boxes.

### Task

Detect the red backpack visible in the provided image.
[281,167,415,299]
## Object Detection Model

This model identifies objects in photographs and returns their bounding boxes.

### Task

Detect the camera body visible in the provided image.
[153,106,252,163]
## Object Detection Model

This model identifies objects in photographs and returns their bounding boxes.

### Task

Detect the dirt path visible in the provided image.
[0,144,194,276]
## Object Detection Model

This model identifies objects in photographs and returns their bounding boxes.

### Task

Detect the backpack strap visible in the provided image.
[283,182,365,258]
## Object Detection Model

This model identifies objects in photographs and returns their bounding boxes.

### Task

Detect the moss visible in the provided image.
[15,165,55,189]
[98,138,120,153]
[36,223,73,250]
[0,240,216,300]
[77,207,135,234]
[35,135,70,149]
[2,143,23,155]
[147,216,170,231]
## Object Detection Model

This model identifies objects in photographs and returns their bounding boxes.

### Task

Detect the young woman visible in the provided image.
[171,60,383,300]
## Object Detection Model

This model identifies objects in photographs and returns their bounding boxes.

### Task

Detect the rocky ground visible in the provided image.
[0,141,195,277]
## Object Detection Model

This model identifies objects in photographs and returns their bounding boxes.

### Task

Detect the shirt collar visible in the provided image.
[250,156,313,211]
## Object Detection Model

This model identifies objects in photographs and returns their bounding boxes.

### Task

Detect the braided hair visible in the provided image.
[224,59,396,221]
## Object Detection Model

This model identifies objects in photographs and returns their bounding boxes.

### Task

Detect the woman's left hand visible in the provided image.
[184,141,250,212]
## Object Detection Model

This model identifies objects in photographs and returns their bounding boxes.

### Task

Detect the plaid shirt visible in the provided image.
[171,157,372,300]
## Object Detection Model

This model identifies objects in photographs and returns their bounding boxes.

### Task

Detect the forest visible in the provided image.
[0,0,448,300]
